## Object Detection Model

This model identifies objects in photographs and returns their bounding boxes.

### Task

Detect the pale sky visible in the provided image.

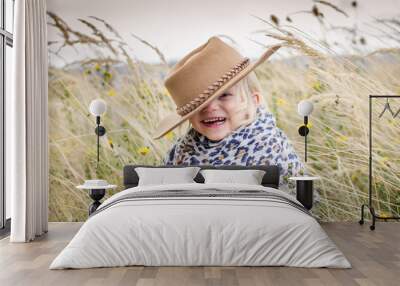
[47,0,400,66]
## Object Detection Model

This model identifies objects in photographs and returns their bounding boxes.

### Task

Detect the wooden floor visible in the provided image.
[0,222,399,286]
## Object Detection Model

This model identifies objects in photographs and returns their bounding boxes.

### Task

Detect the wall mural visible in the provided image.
[47,0,400,222]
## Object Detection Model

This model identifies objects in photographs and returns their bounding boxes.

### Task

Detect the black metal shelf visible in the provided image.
[359,95,400,230]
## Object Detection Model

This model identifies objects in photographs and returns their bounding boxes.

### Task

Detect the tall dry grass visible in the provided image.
[47,9,400,222]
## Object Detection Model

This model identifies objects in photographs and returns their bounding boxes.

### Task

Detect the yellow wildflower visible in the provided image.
[379,211,392,218]
[165,131,174,140]
[276,98,287,107]
[138,146,150,156]
[107,89,117,97]
[108,138,114,149]
[338,135,348,142]
[312,81,324,92]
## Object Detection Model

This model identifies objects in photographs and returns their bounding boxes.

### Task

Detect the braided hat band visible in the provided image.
[176,58,250,116]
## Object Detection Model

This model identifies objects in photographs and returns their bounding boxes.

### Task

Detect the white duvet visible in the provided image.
[50,183,351,269]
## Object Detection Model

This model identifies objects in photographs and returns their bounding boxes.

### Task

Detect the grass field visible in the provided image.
[47,11,400,222]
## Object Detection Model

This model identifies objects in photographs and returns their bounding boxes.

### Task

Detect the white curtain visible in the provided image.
[7,0,49,242]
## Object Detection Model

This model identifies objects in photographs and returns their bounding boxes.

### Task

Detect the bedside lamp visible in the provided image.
[291,100,318,210]
[297,100,314,162]
[89,99,107,166]
[77,99,113,215]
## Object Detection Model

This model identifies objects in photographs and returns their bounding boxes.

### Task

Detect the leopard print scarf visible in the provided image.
[164,107,305,190]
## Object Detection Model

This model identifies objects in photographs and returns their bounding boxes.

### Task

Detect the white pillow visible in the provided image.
[135,167,200,186]
[200,169,266,185]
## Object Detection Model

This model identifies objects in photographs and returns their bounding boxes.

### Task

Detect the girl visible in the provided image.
[154,36,304,191]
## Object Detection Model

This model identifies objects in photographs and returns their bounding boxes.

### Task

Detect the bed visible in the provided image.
[50,165,350,269]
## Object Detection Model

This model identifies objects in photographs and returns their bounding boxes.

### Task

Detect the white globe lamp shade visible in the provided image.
[89,99,107,116]
[297,100,314,117]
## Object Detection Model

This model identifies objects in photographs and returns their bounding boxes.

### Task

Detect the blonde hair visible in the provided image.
[229,71,265,124]
[246,71,262,94]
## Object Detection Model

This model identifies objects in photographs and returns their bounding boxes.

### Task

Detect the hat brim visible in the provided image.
[153,44,281,139]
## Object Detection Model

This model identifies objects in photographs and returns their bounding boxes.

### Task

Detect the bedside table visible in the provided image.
[289,176,320,210]
[77,180,117,215]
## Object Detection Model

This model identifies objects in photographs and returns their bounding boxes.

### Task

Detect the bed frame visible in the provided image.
[123,165,280,189]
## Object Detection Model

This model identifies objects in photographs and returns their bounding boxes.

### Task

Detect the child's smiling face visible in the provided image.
[189,80,260,141]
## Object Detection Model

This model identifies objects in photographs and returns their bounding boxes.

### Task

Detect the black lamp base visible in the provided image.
[88,188,105,215]
[296,180,313,210]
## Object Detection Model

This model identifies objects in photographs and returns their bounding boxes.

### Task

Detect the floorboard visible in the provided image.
[0,222,399,286]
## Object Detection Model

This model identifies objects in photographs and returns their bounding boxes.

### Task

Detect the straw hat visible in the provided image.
[153,36,281,139]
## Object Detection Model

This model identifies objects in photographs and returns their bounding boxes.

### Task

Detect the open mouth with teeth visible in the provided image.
[200,117,226,128]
